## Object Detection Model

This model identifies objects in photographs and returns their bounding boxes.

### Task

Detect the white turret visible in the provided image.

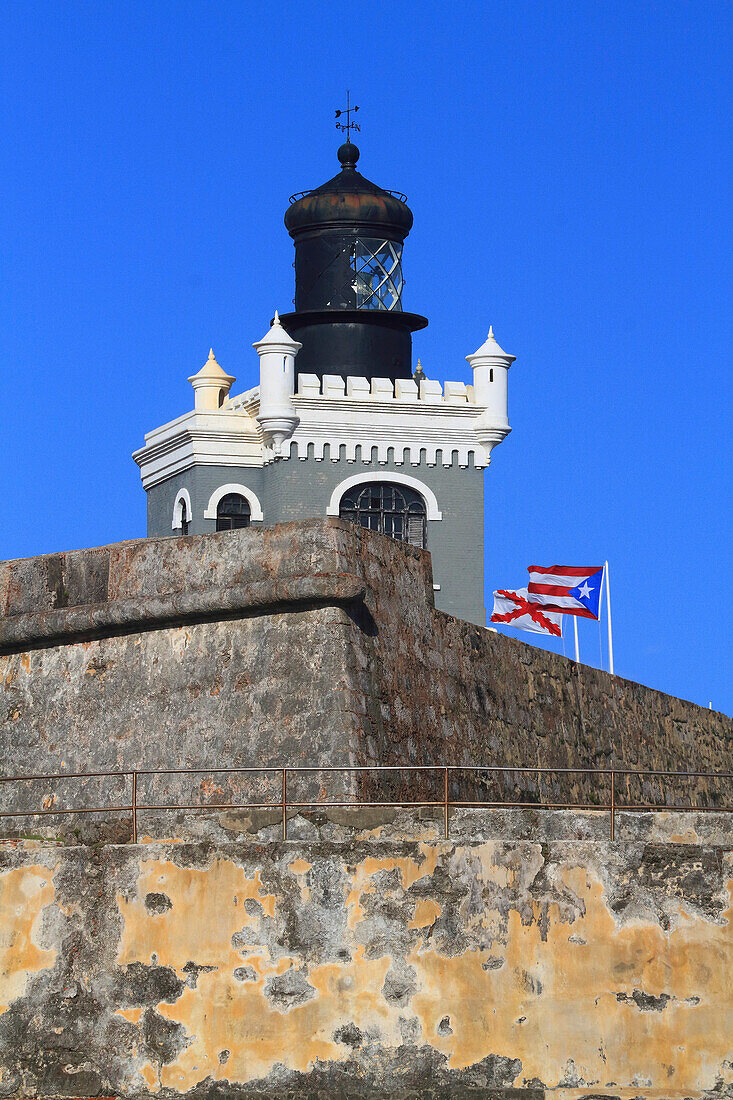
[253,311,302,457]
[188,349,235,411]
[466,326,515,458]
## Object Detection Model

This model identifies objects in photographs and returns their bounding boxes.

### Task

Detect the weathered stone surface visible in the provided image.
[1,826,732,1097]
[1,520,732,1097]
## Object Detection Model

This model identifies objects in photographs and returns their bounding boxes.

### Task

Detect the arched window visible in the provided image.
[339,481,427,549]
[172,488,192,534]
[216,493,251,532]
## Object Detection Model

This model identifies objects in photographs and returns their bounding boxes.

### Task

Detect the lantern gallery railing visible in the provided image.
[0,764,731,844]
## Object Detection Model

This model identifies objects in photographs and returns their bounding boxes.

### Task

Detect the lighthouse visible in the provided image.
[133,138,514,626]
[281,139,427,381]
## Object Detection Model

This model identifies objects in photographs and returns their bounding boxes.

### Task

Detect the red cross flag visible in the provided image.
[491,588,563,637]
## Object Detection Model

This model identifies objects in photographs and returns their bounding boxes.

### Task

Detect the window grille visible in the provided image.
[339,482,426,549]
[216,493,251,532]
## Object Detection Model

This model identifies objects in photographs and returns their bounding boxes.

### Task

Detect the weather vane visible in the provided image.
[335,91,360,141]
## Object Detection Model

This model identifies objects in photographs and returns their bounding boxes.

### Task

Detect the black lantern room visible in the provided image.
[280,142,428,382]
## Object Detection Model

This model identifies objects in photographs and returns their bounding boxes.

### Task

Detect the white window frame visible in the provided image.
[326,471,442,521]
[172,488,193,531]
[203,483,264,522]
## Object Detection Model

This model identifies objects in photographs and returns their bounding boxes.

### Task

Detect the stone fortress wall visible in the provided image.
[3,820,733,1099]
[1,520,730,792]
[1,520,732,1097]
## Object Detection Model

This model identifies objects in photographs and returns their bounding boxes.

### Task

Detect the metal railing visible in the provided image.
[0,764,731,843]
[288,188,408,205]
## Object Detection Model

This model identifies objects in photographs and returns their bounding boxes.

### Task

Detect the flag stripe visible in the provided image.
[528,565,603,578]
[528,572,594,587]
[528,592,582,609]
[527,583,577,597]
[532,602,598,619]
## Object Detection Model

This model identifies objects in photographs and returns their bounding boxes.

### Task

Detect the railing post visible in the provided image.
[131,772,137,844]
[282,768,287,841]
[610,770,615,841]
[444,767,449,840]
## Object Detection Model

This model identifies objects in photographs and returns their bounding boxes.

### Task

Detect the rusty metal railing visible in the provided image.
[0,764,731,843]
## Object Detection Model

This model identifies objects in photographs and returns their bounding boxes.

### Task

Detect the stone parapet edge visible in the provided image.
[0,572,367,653]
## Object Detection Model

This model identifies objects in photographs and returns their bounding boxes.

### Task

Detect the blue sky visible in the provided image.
[1,1,731,713]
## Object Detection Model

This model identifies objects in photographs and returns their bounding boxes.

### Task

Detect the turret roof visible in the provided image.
[188,348,235,386]
[468,326,516,363]
[253,311,302,351]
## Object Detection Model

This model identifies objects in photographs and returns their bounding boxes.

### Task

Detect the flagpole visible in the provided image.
[605,560,614,675]
[573,615,580,663]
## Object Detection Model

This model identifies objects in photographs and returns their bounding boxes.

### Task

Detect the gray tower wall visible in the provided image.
[146,466,265,538]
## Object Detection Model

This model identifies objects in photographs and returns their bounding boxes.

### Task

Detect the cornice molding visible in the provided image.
[134,380,512,486]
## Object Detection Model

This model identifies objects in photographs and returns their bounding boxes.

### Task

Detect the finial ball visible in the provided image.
[337,141,360,167]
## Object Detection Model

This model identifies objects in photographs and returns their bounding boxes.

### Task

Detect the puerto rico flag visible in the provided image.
[491,588,563,637]
[527,565,604,620]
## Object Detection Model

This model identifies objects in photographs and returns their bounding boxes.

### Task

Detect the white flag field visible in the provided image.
[490,588,563,637]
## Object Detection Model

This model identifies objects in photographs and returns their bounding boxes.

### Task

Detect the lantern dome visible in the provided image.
[284,143,413,239]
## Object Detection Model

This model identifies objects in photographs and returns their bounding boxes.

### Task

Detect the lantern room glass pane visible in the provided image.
[350,238,404,311]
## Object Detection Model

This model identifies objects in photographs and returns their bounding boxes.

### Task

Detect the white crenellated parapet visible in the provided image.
[253,311,302,458]
[297,373,463,402]
[188,349,235,411]
[293,371,497,408]
[136,329,518,488]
